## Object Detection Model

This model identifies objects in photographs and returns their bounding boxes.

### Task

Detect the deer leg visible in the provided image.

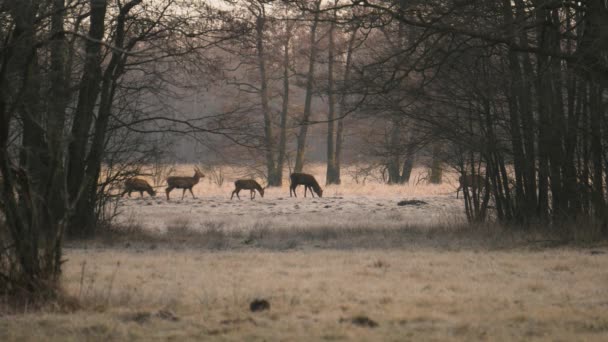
[290,185,296,197]
[307,186,315,198]
[231,189,236,200]
[139,191,144,197]
[166,187,172,200]
[250,190,255,200]
[181,188,186,200]
[189,188,196,199]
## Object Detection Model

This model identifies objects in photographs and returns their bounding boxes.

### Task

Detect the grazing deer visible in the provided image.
[456,174,485,198]
[122,178,156,198]
[165,167,205,200]
[290,173,323,198]
[231,179,265,200]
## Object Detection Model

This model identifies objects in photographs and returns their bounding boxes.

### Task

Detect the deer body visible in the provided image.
[290,173,323,198]
[122,178,156,198]
[166,168,205,200]
[456,174,485,198]
[231,179,265,200]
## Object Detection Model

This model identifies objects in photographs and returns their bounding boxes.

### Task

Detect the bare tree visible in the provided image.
[293,0,321,173]
[0,0,244,299]
[325,2,338,184]
[323,0,608,227]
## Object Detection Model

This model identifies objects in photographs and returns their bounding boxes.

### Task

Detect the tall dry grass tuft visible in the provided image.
[0,219,80,314]
[0,282,81,316]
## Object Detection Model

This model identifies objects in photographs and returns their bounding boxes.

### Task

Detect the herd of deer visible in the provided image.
[0,166,482,201]
[0,166,483,205]
[121,167,324,200]
[121,167,485,201]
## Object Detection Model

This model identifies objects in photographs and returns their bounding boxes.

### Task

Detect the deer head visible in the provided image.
[194,167,205,179]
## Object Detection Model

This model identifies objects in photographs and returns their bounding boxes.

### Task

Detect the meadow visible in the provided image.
[2,165,607,341]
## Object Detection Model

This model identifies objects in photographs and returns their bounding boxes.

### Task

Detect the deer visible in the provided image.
[456,174,485,198]
[290,173,323,198]
[121,178,156,198]
[165,167,205,200]
[231,179,265,200]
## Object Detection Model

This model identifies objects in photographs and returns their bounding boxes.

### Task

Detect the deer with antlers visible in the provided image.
[165,167,205,200]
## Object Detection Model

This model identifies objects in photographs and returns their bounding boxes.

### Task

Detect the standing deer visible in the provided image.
[290,173,323,198]
[456,174,485,198]
[165,167,205,200]
[231,179,265,200]
[122,178,156,198]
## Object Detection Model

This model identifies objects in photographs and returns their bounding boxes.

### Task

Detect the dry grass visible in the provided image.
[1,247,608,341]
[2,164,608,340]
[90,219,583,252]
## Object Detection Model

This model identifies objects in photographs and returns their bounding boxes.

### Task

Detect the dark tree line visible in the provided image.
[330,0,608,227]
[0,0,241,299]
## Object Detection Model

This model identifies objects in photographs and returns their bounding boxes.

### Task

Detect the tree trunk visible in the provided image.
[67,0,107,237]
[294,1,320,173]
[68,0,142,237]
[562,8,581,219]
[547,8,566,221]
[387,119,401,184]
[590,82,606,223]
[399,135,415,183]
[254,11,279,187]
[0,0,66,297]
[429,143,443,184]
[513,0,538,221]
[579,0,608,231]
[326,16,338,185]
[45,0,69,270]
[534,5,551,221]
[13,0,47,292]
[502,0,529,223]
[275,12,292,187]
[580,84,590,215]
[335,27,358,186]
